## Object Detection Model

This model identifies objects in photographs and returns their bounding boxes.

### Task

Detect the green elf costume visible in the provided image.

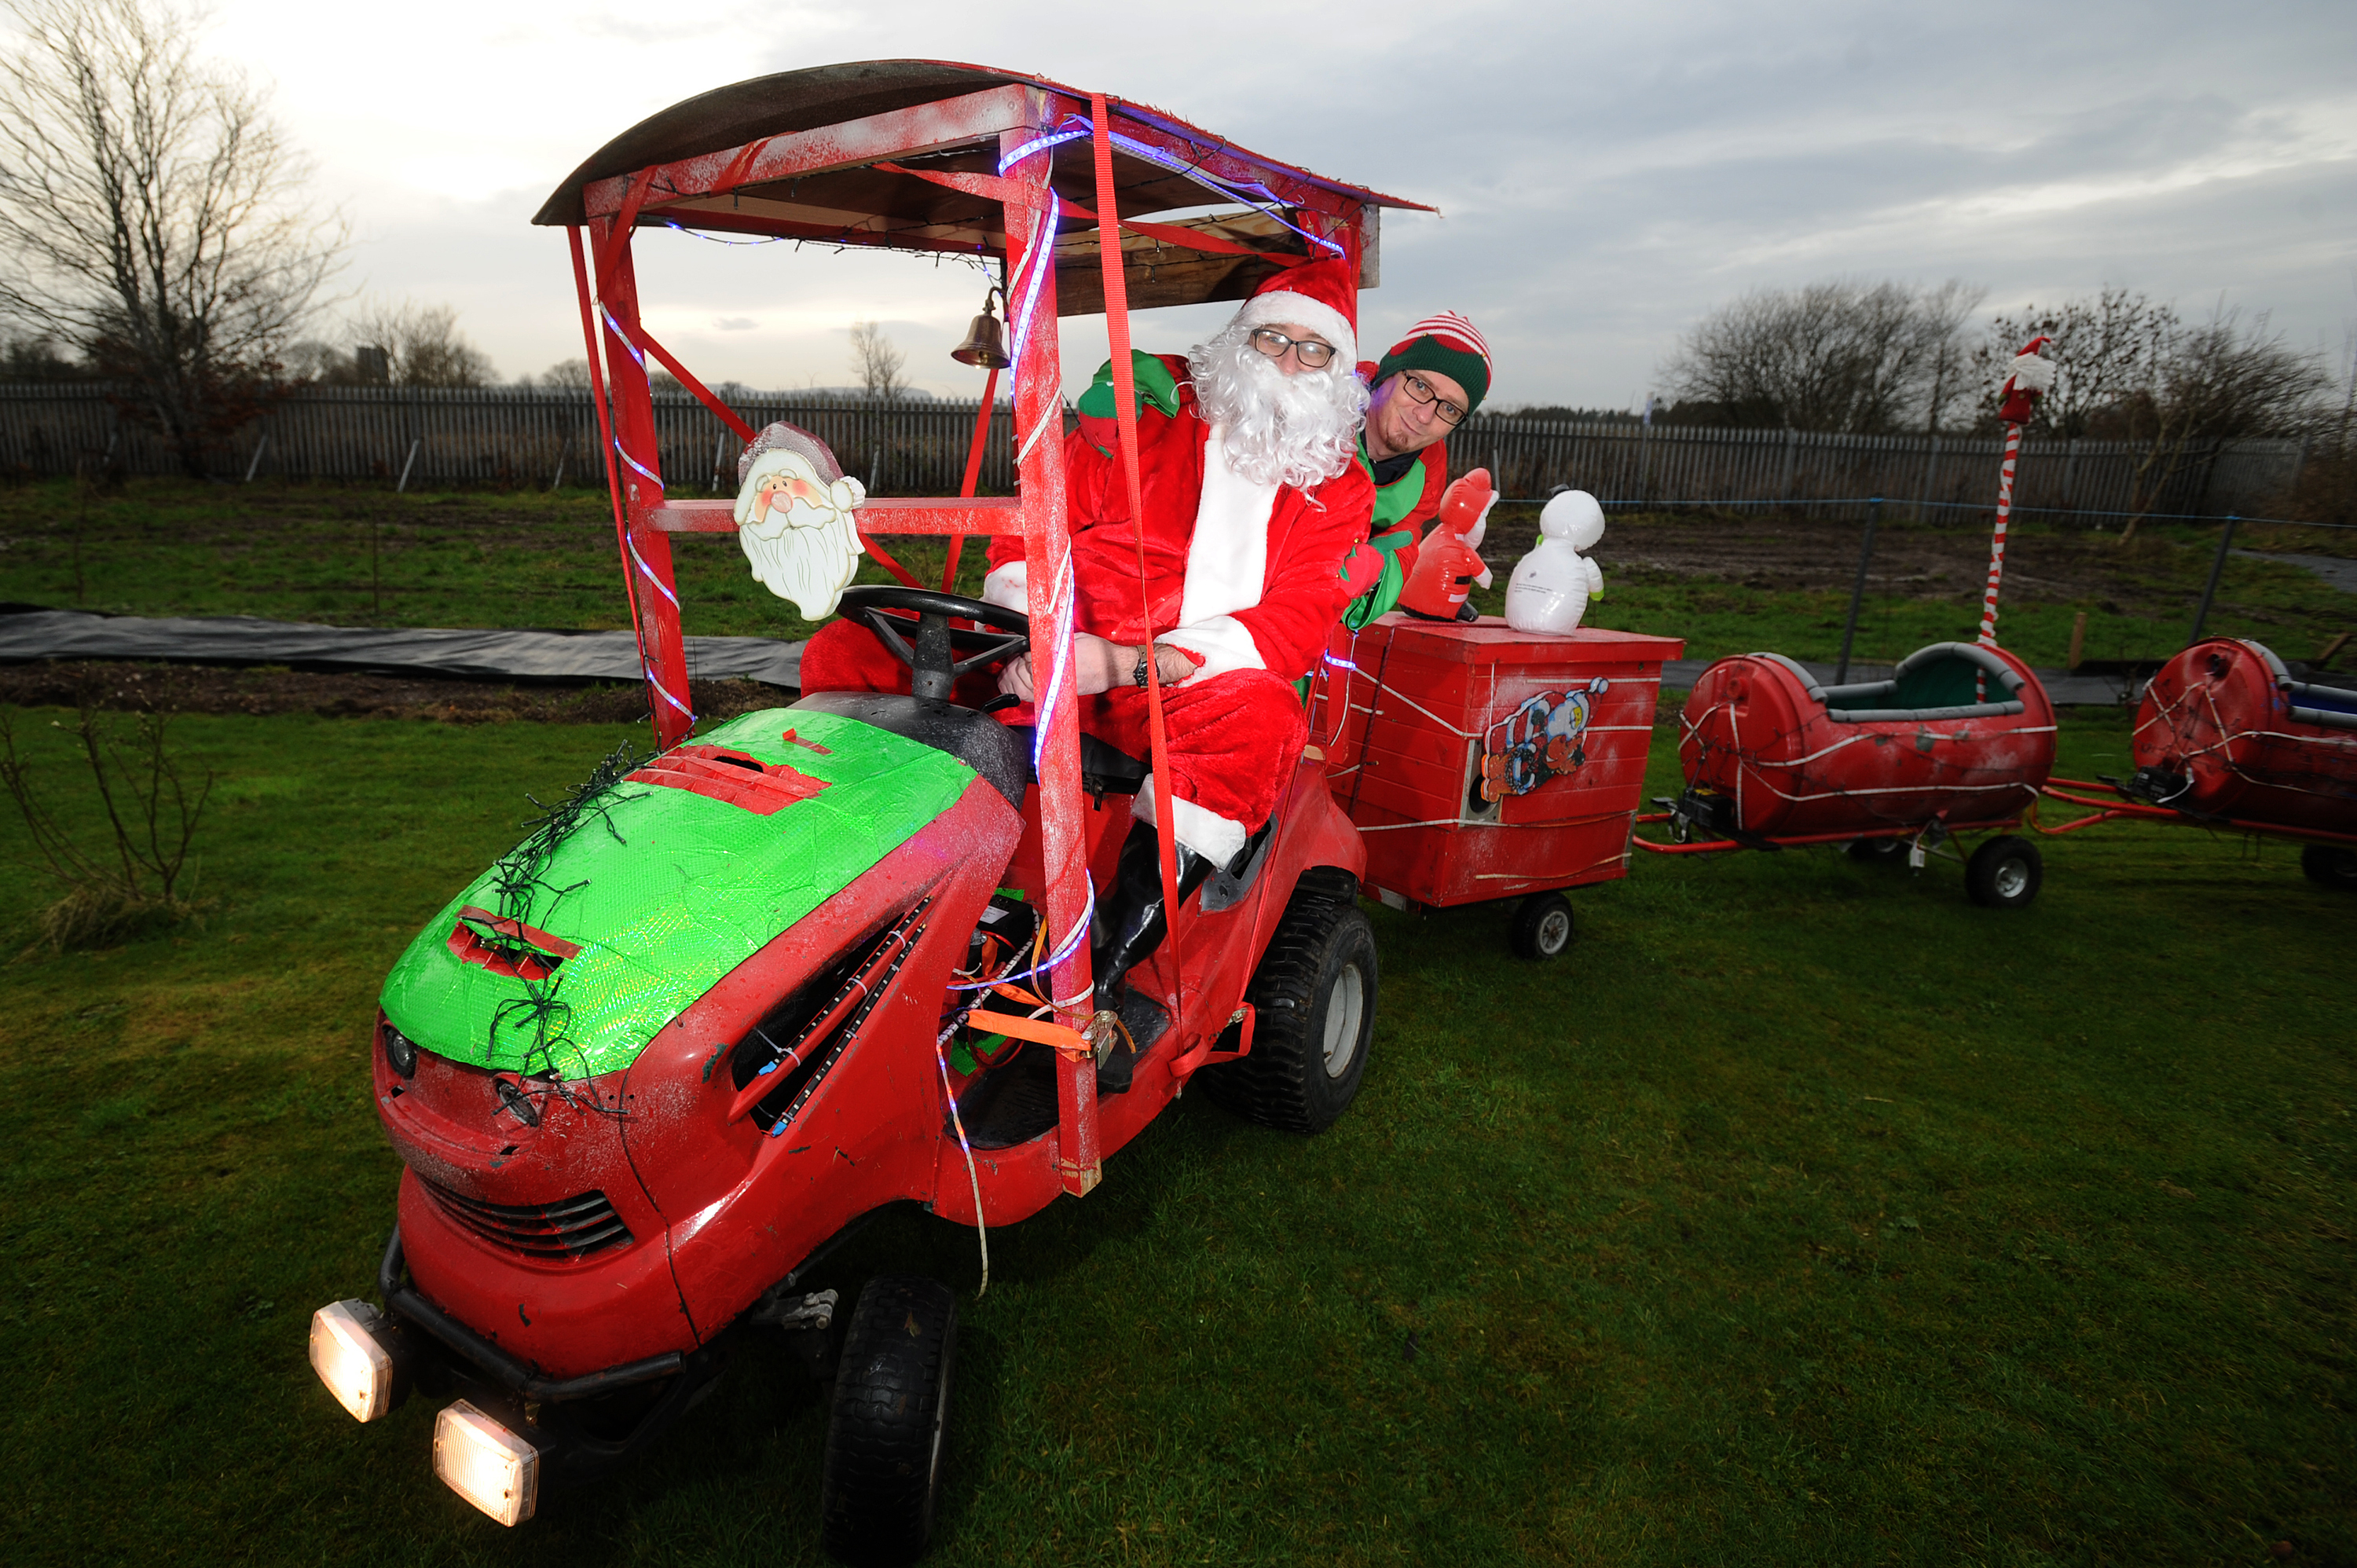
[1343,311,1494,628]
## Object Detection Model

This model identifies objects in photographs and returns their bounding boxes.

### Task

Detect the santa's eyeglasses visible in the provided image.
[1245,327,1338,369]
[1398,372,1467,426]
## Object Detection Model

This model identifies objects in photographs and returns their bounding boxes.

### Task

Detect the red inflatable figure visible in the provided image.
[1399,467,1497,622]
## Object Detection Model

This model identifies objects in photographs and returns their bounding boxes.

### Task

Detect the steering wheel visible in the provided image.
[836,584,1030,704]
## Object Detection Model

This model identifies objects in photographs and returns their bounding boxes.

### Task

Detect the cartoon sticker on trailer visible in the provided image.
[1479,679,1610,801]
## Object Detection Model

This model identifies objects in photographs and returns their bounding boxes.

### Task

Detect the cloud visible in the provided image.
[196,0,2357,409]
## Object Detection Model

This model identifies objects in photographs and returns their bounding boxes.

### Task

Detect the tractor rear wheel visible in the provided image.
[1965,834,2043,909]
[2301,844,2357,891]
[819,1276,957,1567]
[1201,869,1377,1134]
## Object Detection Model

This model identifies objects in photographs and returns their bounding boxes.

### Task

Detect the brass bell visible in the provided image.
[950,290,1010,368]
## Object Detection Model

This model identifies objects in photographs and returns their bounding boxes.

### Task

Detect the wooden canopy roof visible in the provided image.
[533,60,1433,313]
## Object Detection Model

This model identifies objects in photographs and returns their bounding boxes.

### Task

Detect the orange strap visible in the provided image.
[1091,95,1187,1015]
[976,1008,1091,1058]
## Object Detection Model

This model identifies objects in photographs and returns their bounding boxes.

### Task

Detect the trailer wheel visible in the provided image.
[819,1276,957,1567]
[1846,837,1908,863]
[2301,844,2357,892]
[1509,892,1576,959]
[1965,835,2043,909]
[1200,870,1376,1134]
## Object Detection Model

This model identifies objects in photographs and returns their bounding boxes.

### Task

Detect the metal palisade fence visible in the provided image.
[0,382,2312,518]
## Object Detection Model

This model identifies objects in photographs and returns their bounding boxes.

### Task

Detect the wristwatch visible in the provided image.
[1133,647,1153,688]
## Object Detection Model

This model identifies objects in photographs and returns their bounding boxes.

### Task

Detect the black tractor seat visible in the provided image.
[1006,727,1151,798]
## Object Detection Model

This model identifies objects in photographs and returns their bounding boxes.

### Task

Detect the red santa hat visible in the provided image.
[1231,257,1358,365]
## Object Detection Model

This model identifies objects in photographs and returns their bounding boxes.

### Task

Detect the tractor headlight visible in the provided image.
[434,1401,540,1526]
[383,1023,419,1079]
[309,1299,400,1423]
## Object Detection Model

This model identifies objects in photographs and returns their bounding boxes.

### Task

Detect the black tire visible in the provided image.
[1509,892,1575,959]
[1965,834,2043,909]
[1846,836,1908,863]
[819,1277,958,1567]
[2302,844,2357,891]
[1200,869,1376,1134]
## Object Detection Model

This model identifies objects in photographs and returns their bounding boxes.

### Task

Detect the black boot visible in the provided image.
[1090,823,1219,1094]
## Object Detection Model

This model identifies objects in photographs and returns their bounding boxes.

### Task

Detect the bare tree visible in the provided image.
[1975,288,2179,439]
[0,0,344,474]
[1979,291,2330,534]
[1659,278,1985,434]
[341,299,495,387]
[537,357,592,390]
[849,319,906,399]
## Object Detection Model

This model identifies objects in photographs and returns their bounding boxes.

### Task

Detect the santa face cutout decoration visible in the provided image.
[733,423,867,619]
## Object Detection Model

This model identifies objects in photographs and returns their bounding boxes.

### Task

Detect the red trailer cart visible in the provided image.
[1638,640,2058,908]
[2040,637,2357,889]
[1309,614,1684,957]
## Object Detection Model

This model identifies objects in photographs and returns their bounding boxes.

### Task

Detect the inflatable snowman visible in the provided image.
[1505,488,1607,634]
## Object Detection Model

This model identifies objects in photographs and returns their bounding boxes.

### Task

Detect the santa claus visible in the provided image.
[797,258,1376,1024]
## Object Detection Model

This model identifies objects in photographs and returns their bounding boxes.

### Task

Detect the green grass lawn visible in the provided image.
[0,703,2347,1566]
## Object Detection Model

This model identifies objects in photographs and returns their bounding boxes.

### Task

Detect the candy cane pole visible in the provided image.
[1975,335,2054,696]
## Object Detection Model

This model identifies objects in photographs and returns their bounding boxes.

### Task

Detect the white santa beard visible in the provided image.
[1188,327,1367,489]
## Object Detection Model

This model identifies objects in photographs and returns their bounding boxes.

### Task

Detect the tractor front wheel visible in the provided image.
[1965,835,2043,909]
[819,1276,958,1567]
[1201,869,1377,1134]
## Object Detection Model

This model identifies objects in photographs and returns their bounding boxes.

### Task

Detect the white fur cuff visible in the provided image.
[1163,615,1265,684]
[1132,776,1248,865]
[981,561,1028,613]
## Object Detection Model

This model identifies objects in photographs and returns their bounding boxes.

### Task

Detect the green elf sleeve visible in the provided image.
[1338,449,1431,628]
[1075,352,1183,456]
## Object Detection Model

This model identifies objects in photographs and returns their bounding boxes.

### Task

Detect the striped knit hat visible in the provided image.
[1374,312,1493,415]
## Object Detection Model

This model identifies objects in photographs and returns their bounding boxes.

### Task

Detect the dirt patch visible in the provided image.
[1482,508,2165,612]
[0,661,790,725]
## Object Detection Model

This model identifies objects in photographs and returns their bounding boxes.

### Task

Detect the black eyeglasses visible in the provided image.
[1398,372,1466,425]
[1246,327,1337,369]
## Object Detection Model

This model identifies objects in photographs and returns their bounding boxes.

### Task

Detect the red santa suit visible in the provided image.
[801,380,1372,863]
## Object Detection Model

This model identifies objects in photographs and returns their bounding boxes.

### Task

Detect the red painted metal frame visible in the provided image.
[2033,778,2357,846]
[1629,814,2025,855]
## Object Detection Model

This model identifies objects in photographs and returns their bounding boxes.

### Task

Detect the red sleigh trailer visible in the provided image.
[1308,614,1684,958]
[1639,640,2059,908]
[2040,638,2357,890]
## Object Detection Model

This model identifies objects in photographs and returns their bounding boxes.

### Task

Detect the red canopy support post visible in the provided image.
[1003,101,1099,1196]
[590,219,697,746]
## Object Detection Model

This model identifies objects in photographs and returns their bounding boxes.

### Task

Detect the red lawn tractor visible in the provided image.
[303,62,1428,1563]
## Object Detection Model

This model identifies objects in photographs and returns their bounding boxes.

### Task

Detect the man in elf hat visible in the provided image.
[1343,311,1493,626]
[798,258,1375,1045]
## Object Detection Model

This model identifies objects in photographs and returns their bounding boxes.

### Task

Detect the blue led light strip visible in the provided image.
[599,305,647,368]
[1005,194,1058,379]
[999,114,1344,258]
[663,218,784,246]
[644,662,695,724]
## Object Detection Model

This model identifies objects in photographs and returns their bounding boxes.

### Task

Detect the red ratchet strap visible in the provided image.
[876,162,1308,267]
[567,226,647,672]
[946,365,1000,591]
[1091,93,1187,1016]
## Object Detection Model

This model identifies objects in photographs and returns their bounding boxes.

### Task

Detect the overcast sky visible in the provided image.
[163,0,2357,407]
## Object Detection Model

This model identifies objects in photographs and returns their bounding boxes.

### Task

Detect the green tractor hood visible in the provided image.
[380,709,976,1081]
